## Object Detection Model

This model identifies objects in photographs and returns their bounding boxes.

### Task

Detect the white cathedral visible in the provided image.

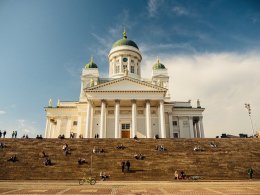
[44,31,205,139]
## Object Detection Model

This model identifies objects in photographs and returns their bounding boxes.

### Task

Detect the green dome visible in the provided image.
[153,59,166,70]
[85,57,98,69]
[112,30,139,49]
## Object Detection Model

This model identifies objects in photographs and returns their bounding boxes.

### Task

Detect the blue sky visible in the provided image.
[0,0,260,138]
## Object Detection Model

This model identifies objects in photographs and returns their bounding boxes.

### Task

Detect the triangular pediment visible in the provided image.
[86,76,166,92]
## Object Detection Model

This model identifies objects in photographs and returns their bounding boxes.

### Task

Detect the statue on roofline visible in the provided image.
[48,99,52,107]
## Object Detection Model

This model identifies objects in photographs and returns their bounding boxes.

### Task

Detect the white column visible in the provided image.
[189,117,194,138]
[199,117,204,138]
[100,100,106,138]
[146,100,152,138]
[66,119,72,138]
[115,100,120,138]
[90,106,93,138]
[48,121,52,138]
[168,113,173,138]
[160,100,166,138]
[85,102,92,138]
[56,119,61,138]
[196,122,200,138]
[45,118,49,138]
[131,99,137,138]
[193,123,197,138]
[128,56,131,73]
[80,80,84,98]
[77,115,82,138]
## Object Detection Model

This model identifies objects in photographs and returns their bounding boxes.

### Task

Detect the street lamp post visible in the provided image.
[245,103,255,137]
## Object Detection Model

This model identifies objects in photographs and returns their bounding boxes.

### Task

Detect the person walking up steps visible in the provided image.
[248,167,254,179]
[121,161,125,173]
[126,160,130,172]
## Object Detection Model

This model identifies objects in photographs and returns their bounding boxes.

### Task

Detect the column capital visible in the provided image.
[145,99,150,103]
[131,99,136,103]
[115,99,120,103]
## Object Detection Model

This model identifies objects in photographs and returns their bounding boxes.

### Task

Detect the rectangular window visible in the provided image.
[131,66,134,73]
[172,121,178,126]
[73,121,77,126]
[121,123,130,130]
[116,66,119,73]
[123,65,127,70]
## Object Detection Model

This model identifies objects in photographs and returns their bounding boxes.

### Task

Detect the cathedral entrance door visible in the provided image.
[121,123,130,138]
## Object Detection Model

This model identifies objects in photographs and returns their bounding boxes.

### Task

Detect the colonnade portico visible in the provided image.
[84,99,166,138]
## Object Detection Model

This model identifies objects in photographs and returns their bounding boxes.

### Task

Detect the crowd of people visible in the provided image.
[2,134,256,181]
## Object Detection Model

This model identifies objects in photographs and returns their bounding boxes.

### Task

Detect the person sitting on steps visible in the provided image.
[209,142,217,148]
[7,155,17,162]
[39,151,48,158]
[43,157,52,166]
[78,158,86,165]
[58,134,65,139]
[134,153,145,160]
[62,143,70,155]
[93,146,104,154]
[174,170,179,180]
[0,142,6,148]
[99,171,110,181]
[180,170,186,179]
[193,146,204,151]
[116,144,126,149]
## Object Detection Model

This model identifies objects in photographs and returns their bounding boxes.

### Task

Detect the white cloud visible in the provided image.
[16,119,38,137]
[172,6,189,16]
[17,119,25,127]
[139,42,196,53]
[147,0,163,17]
[142,51,260,137]
[0,110,6,115]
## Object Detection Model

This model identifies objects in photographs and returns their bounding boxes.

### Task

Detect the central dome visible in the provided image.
[112,30,139,49]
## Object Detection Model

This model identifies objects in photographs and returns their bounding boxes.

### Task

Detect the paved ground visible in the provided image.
[0,180,260,195]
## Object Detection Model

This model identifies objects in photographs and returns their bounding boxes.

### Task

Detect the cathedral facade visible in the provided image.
[44,31,205,139]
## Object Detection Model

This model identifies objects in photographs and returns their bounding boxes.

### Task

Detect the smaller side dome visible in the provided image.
[85,56,98,69]
[152,58,166,70]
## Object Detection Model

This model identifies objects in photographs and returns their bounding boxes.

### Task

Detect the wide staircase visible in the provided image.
[0,138,260,180]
